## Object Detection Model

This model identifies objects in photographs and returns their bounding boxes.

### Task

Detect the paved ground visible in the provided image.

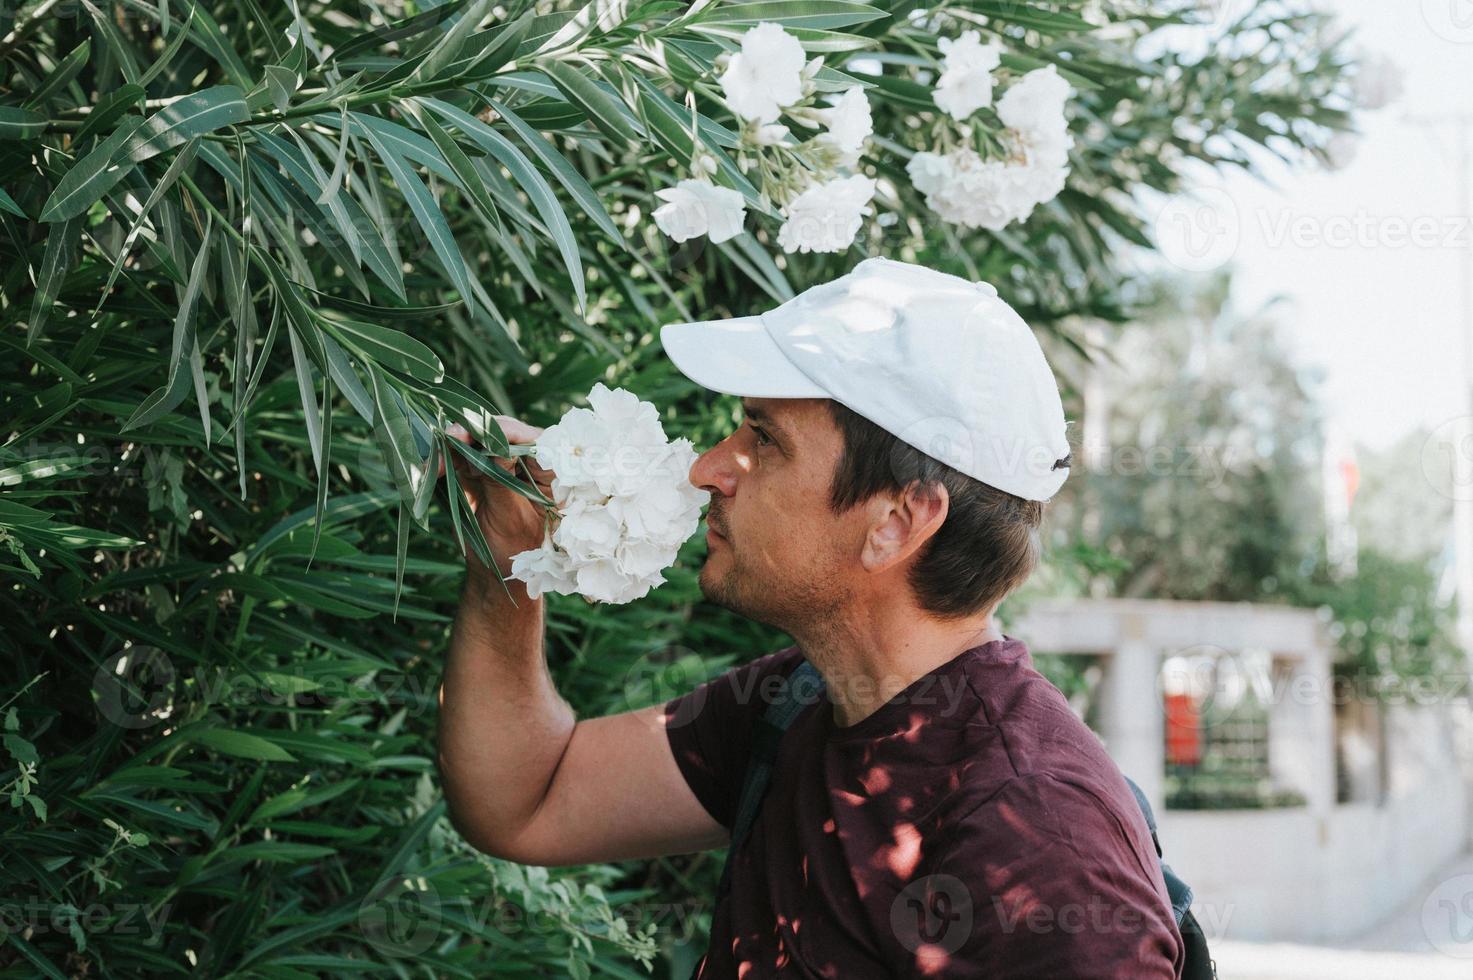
[1207,853,1473,979]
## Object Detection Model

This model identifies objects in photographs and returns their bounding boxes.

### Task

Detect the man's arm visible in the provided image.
[436,418,727,866]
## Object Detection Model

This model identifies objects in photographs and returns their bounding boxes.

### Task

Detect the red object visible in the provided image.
[1164,692,1202,766]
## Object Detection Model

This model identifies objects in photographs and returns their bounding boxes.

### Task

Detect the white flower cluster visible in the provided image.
[908,32,1074,231]
[933,31,1003,121]
[653,22,876,255]
[508,384,709,604]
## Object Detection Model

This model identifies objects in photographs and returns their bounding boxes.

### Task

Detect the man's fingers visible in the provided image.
[492,415,544,446]
[444,417,551,486]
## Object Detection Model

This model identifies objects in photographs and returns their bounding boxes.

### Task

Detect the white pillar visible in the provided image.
[1095,638,1165,813]
[1267,649,1336,816]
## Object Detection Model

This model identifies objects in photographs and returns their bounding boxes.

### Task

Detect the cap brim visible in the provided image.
[659,315,828,399]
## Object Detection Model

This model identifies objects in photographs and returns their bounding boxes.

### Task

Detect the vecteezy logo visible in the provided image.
[890,874,974,957]
[1422,416,1473,501]
[358,874,442,957]
[1422,0,1473,44]
[1152,186,1241,273]
[1421,873,1473,957]
[93,646,175,729]
[621,648,709,729]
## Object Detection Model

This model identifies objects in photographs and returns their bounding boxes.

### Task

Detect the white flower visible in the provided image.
[586,381,664,441]
[910,65,1074,231]
[754,123,791,146]
[509,533,577,600]
[996,64,1072,139]
[575,560,659,604]
[532,407,609,490]
[719,22,805,124]
[653,179,747,244]
[906,151,954,195]
[933,30,1003,121]
[816,87,872,166]
[553,495,622,563]
[910,146,1067,231]
[777,174,876,254]
[509,385,711,604]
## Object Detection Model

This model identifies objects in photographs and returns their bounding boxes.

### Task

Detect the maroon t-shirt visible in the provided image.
[662,637,1186,979]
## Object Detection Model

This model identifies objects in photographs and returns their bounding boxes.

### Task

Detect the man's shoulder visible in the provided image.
[943,648,1157,863]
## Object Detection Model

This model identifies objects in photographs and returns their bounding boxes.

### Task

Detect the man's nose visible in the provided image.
[689,438,739,497]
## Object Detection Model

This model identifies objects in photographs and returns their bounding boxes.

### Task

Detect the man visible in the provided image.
[438,257,1186,977]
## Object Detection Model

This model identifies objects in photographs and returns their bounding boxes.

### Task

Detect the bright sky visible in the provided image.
[1144,0,1473,453]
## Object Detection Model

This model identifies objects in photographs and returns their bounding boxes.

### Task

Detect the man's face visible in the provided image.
[687,398,865,631]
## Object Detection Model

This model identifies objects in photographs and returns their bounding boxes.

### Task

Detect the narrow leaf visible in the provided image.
[38,116,146,222]
[421,98,585,311]
[27,216,82,345]
[538,59,642,145]
[0,107,48,140]
[358,120,478,314]
[25,40,92,108]
[320,316,444,383]
[127,85,248,163]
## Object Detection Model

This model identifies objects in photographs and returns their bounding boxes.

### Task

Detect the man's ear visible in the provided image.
[860,481,949,573]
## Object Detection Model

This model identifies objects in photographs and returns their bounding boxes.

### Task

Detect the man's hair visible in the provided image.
[825,401,1060,618]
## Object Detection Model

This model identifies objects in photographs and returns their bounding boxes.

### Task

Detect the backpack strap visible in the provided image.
[715,659,826,903]
[1122,775,1195,927]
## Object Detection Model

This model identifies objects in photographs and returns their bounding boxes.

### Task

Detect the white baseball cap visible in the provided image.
[659,256,1073,502]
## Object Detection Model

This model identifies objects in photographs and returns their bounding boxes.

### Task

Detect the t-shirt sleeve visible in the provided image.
[661,644,804,832]
[894,772,1185,979]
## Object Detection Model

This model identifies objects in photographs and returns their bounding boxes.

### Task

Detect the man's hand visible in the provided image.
[438,416,728,868]
[444,417,555,584]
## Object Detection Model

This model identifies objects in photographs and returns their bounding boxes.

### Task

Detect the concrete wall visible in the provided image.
[1010,598,1473,945]
[1157,747,1468,942]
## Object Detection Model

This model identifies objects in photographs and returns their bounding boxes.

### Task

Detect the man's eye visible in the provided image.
[750,424,772,447]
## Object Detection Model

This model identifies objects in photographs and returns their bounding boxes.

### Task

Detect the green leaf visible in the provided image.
[121,217,213,431]
[485,98,621,243]
[369,368,425,512]
[393,502,409,617]
[0,107,47,140]
[408,100,504,230]
[456,9,533,79]
[137,4,200,88]
[38,116,146,222]
[189,727,297,762]
[127,85,249,163]
[358,117,478,314]
[211,841,336,865]
[411,0,493,81]
[0,186,25,218]
[288,324,323,473]
[25,40,92,108]
[320,316,445,383]
[328,0,473,63]
[2,932,68,980]
[264,64,298,112]
[94,138,201,314]
[538,59,643,146]
[690,1,889,30]
[421,98,585,311]
[74,83,145,143]
[26,216,82,345]
[319,332,374,422]
[310,372,333,563]
[374,797,447,883]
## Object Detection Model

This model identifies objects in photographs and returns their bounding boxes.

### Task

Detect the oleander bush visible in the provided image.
[0,1,1353,975]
